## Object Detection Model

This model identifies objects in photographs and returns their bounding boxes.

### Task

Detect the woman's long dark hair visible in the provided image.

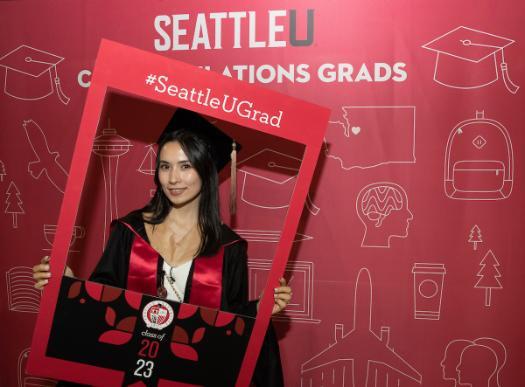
[136,129,222,256]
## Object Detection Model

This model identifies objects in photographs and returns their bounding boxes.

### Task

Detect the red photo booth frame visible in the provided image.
[28,39,329,386]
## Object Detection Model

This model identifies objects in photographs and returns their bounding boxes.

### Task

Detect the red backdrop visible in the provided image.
[1,1,524,386]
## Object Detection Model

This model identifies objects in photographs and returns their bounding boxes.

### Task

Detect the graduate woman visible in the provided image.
[33,108,292,386]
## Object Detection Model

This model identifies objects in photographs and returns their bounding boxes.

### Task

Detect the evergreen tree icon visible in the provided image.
[474,250,502,307]
[468,225,483,250]
[5,181,24,228]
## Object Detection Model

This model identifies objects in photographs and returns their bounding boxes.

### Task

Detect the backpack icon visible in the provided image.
[444,111,513,200]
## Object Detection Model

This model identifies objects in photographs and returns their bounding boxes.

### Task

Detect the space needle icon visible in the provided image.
[92,120,132,248]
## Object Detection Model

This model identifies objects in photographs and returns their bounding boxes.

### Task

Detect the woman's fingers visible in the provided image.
[32,263,50,277]
[270,278,293,315]
[256,277,294,315]
[34,279,49,290]
[33,271,51,280]
[272,298,288,315]
[33,256,51,289]
[274,291,292,302]
[33,263,50,273]
[274,286,292,295]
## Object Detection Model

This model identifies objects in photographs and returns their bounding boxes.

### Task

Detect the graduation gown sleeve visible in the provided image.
[88,221,133,288]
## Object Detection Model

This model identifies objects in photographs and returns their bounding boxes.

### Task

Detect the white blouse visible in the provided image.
[162,260,192,303]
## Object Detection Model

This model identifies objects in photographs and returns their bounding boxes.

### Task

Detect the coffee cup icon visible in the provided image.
[412,263,446,320]
[43,224,85,252]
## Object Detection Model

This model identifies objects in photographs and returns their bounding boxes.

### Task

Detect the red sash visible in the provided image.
[120,221,225,310]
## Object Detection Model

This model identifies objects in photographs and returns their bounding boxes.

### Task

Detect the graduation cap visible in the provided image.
[422,26,519,94]
[0,45,70,104]
[237,148,319,215]
[158,108,241,213]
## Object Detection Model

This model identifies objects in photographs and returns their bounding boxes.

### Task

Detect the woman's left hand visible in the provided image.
[272,277,292,315]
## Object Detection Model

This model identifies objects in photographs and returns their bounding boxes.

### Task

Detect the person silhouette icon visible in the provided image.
[441,339,473,385]
[457,344,498,387]
[473,338,506,387]
[356,182,413,247]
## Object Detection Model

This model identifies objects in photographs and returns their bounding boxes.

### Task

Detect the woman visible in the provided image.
[33,108,291,386]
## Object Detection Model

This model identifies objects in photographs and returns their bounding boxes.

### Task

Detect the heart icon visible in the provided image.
[351,126,361,135]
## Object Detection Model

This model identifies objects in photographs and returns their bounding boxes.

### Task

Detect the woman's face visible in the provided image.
[158,141,202,208]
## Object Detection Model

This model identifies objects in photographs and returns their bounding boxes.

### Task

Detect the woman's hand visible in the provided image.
[33,256,74,289]
[272,277,292,315]
[33,256,51,290]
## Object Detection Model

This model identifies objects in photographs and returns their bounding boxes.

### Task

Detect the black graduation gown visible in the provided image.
[85,211,284,386]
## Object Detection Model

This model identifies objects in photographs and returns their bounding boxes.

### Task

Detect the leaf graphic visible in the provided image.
[67,281,82,299]
[101,286,122,302]
[171,342,198,361]
[192,328,205,344]
[98,330,133,345]
[116,316,137,332]
[200,308,217,326]
[85,281,103,300]
[178,303,198,319]
[215,312,235,327]
[234,317,245,336]
[172,326,189,344]
[124,291,142,310]
[105,306,116,327]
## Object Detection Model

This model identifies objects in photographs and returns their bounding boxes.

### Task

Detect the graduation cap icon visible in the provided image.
[0,45,70,104]
[422,26,519,94]
[238,148,319,215]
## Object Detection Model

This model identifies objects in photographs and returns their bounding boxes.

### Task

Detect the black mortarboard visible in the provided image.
[158,108,241,172]
[158,108,241,213]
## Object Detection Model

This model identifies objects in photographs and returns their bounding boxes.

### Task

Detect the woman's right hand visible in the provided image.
[33,256,74,290]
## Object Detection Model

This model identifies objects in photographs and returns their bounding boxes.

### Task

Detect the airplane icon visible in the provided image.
[301,268,422,386]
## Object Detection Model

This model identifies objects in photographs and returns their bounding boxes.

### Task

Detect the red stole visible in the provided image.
[120,221,225,310]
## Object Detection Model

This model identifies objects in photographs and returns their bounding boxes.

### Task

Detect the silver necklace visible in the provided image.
[164,269,183,303]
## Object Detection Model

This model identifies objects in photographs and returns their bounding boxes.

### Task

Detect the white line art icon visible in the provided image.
[92,121,132,249]
[441,337,506,387]
[23,120,68,193]
[0,44,70,104]
[248,260,319,323]
[18,348,56,386]
[422,26,519,94]
[356,182,413,248]
[412,263,446,320]
[6,266,41,313]
[137,144,157,175]
[5,181,24,228]
[301,268,422,386]
[43,224,85,253]
[324,106,416,171]
[0,159,6,181]
[238,148,320,215]
[475,250,502,307]
[468,225,483,250]
[234,229,313,243]
[444,111,513,200]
